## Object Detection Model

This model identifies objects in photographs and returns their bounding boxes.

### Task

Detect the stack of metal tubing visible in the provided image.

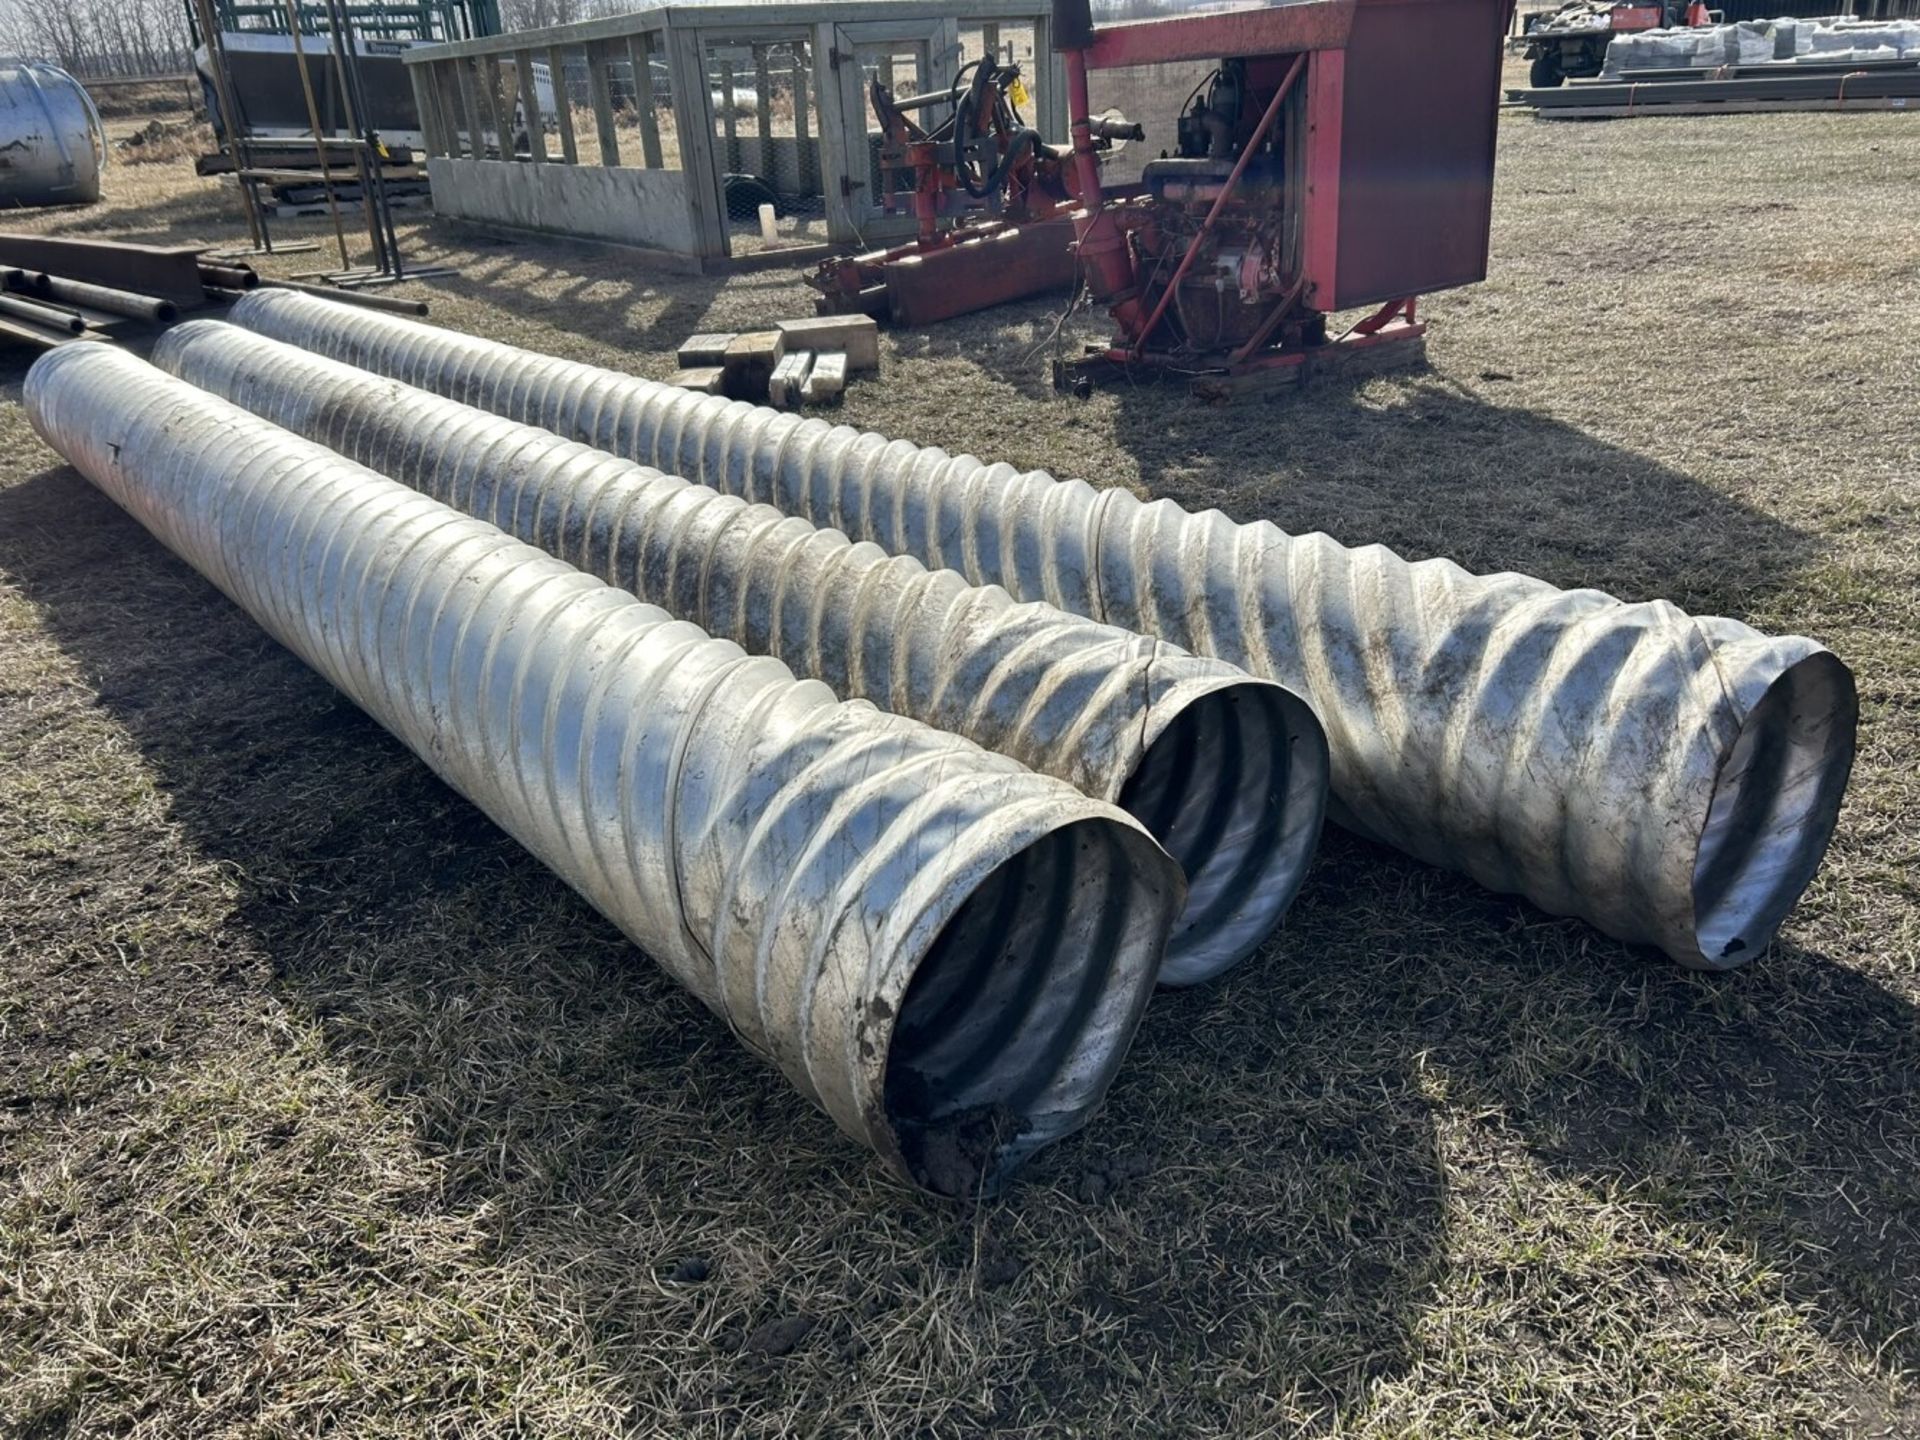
[0,241,427,352]
[22,292,1859,1196]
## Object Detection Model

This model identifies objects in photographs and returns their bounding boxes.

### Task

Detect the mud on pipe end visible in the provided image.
[1689,649,1857,969]
[1113,673,1329,986]
[875,811,1179,1198]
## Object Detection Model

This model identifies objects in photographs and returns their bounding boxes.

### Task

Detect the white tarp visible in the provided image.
[1602,16,1920,74]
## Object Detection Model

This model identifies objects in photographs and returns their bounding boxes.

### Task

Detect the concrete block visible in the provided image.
[768,350,814,410]
[676,333,736,367]
[722,329,785,402]
[668,366,726,395]
[801,351,848,406]
[776,315,879,372]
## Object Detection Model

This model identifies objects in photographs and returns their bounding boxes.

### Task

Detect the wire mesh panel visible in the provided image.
[703,37,827,254]
[1087,58,1214,183]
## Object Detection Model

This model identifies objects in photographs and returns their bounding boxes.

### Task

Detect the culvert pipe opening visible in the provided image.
[1117,678,1329,986]
[1691,651,1857,968]
[882,815,1176,1196]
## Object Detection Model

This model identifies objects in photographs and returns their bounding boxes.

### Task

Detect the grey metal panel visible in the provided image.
[26,343,1182,1194]
[226,288,1861,969]
[424,156,699,251]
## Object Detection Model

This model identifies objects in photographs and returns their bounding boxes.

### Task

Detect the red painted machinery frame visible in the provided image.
[1055,0,1507,390]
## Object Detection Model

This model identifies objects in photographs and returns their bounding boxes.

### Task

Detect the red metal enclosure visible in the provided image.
[1303,0,1505,310]
[1052,0,1508,390]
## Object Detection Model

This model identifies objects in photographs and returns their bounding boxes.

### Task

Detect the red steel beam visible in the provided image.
[1084,0,1355,68]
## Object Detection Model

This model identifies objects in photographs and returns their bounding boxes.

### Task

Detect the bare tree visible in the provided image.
[0,0,192,77]
[497,0,647,30]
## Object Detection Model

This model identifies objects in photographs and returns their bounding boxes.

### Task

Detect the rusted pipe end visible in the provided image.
[1118,676,1329,985]
[875,809,1178,1196]
[1690,649,1857,968]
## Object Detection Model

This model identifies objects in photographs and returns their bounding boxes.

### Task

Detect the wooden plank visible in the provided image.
[719,59,739,170]
[516,49,544,162]
[793,47,814,192]
[667,26,728,257]
[477,55,505,158]
[801,350,847,404]
[818,22,861,243]
[627,33,665,168]
[768,350,813,410]
[456,58,483,161]
[669,366,726,394]
[434,63,467,158]
[404,0,1043,62]
[930,20,960,96]
[408,62,444,158]
[547,45,579,163]
[754,44,774,151]
[586,40,622,166]
[776,314,878,369]
[1037,17,1067,140]
[677,332,736,365]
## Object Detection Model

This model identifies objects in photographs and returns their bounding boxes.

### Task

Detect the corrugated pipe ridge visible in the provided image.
[26,345,1183,1195]
[154,320,1326,985]
[227,291,1859,968]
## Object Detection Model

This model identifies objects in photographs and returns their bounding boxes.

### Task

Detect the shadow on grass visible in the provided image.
[17,177,734,357]
[0,396,1907,1427]
[1097,367,1821,617]
[882,295,1822,621]
[0,448,1445,1430]
[410,219,732,352]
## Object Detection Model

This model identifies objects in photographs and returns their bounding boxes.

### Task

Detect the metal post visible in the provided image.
[188,0,268,252]
[282,0,354,272]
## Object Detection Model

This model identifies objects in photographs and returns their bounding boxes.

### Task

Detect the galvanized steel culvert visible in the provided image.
[154,319,1329,985]
[226,289,1860,968]
[26,344,1184,1195]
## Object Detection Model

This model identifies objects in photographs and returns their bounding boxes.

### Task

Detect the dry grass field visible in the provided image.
[2,97,1917,1438]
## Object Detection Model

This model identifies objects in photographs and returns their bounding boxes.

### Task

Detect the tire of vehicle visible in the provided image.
[723,172,782,222]
[1530,49,1565,87]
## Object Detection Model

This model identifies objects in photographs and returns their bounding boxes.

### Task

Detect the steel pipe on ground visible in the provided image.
[155,320,1327,985]
[31,274,178,324]
[26,345,1183,1195]
[225,290,1860,969]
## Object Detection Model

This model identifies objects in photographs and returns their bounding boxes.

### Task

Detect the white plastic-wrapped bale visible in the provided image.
[1807,20,1920,57]
[1731,22,1776,65]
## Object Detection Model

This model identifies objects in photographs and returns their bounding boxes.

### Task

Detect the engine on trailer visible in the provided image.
[1130,58,1320,354]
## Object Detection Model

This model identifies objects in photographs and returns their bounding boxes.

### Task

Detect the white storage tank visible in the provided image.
[0,59,106,208]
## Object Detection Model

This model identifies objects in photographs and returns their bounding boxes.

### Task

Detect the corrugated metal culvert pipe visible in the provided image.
[0,58,105,206]
[226,290,1860,970]
[154,320,1329,986]
[26,345,1184,1196]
